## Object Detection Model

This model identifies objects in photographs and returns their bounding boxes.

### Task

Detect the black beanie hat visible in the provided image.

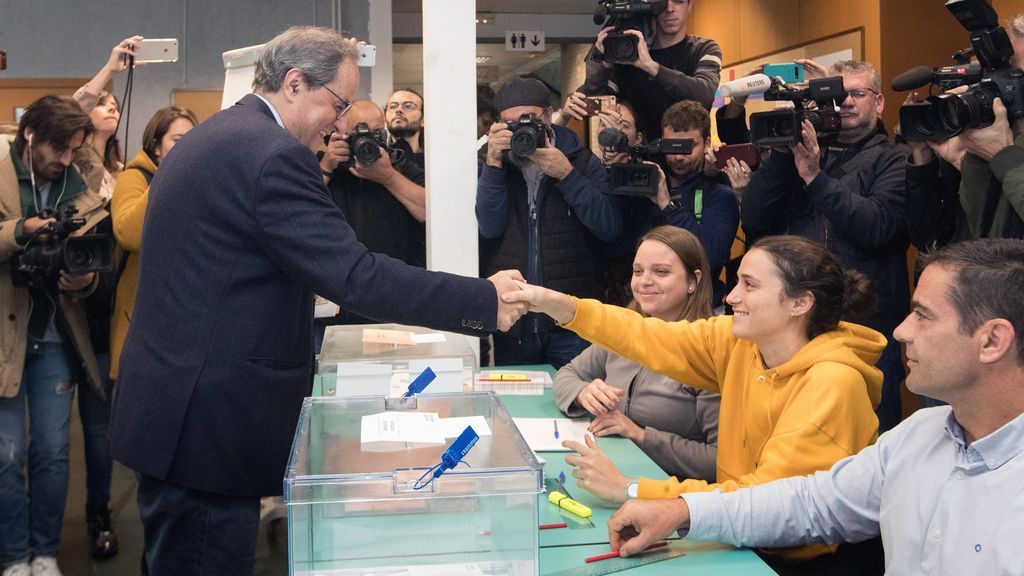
[493,77,551,112]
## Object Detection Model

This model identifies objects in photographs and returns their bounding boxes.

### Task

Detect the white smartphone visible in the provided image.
[134,38,179,63]
[357,44,376,67]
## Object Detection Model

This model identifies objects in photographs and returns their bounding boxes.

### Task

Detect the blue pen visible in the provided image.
[402,367,436,398]
[553,419,560,439]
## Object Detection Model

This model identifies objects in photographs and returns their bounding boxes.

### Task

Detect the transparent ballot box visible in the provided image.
[284,393,543,576]
[317,323,478,397]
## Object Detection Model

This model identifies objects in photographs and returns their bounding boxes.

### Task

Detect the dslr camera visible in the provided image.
[592,0,667,64]
[11,206,113,288]
[749,76,846,147]
[345,122,390,166]
[898,0,1022,141]
[598,127,694,196]
[505,113,549,157]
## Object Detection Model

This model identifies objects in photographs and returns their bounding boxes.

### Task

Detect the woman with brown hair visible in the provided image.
[553,226,719,482]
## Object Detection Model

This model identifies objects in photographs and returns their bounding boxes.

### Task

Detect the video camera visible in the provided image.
[11,206,113,289]
[896,0,1023,141]
[598,127,694,196]
[592,0,667,64]
[345,122,390,166]
[749,76,846,147]
[506,113,549,157]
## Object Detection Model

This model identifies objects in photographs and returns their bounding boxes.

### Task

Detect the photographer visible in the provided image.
[477,77,620,368]
[741,60,910,433]
[955,14,1024,239]
[580,0,722,141]
[319,99,427,327]
[1,95,107,576]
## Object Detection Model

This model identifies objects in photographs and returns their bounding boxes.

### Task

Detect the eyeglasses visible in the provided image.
[386,101,420,112]
[846,88,878,100]
[319,83,352,121]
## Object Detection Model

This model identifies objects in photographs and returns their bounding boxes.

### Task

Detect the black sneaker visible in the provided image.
[86,503,120,559]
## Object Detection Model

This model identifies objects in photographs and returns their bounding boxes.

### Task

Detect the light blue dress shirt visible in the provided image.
[683,406,1024,575]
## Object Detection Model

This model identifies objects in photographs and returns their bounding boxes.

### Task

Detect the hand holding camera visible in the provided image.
[110,36,143,72]
[791,119,823,184]
[959,97,1014,160]
[485,121,512,168]
[558,92,590,124]
[320,131,350,175]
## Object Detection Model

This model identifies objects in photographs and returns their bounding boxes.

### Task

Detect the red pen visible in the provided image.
[584,541,668,563]
[539,522,568,530]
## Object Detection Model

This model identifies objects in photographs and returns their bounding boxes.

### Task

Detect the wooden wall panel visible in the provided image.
[0,79,91,124]
[737,0,800,63]
[800,0,881,67]
[691,0,741,64]
[172,90,223,124]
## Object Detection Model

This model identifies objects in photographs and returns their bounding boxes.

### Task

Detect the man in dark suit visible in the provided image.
[109,26,525,575]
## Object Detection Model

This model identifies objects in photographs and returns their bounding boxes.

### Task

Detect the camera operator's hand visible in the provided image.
[902,92,936,166]
[723,157,753,201]
[58,270,95,293]
[624,29,659,77]
[704,142,722,178]
[790,119,822,185]
[320,131,350,176]
[558,92,589,125]
[485,122,512,168]
[21,215,56,239]
[594,27,616,69]
[110,36,143,72]
[529,147,573,181]
[350,146,396,185]
[794,58,828,80]
[597,110,631,165]
[960,98,1014,161]
[651,163,671,210]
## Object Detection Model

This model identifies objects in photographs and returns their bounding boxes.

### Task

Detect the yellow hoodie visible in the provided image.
[565,299,885,560]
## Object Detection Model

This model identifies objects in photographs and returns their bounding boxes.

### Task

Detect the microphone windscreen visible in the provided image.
[598,127,624,148]
[718,74,772,98]
[891,66,934,92]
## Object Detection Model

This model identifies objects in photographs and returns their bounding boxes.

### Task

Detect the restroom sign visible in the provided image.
[505,30,545,52]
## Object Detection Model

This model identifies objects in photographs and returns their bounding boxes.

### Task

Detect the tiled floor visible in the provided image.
[55,399,289,576]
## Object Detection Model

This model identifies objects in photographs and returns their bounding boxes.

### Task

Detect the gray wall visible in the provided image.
[0,0,353,152]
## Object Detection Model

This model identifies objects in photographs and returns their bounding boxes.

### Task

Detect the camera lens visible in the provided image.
[354,137,382,165]
[604,34,638,62]
[65,244,96,270]
[510,128,539,157]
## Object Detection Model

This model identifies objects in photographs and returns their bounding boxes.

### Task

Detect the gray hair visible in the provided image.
[829,60,881,94]
[253,26,357,93]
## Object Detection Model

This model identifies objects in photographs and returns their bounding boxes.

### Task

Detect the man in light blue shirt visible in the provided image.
[606,238,1024,575]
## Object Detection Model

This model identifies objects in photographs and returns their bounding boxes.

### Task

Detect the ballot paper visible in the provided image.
[436,416,491,438]
[512,417,592,452]
[360,411,446,451]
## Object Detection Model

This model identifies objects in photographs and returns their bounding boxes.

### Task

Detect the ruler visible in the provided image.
[543,546,687,576]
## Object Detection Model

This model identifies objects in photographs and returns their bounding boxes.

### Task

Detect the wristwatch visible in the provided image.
[626,481,639,499]
[662,195,684,214]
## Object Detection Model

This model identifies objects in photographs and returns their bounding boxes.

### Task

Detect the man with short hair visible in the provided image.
[741,60,910,432]
[606,238,1024,575]
[109,27,526,575]
[1,95,105,576]
[579,0,722,140]
[477,77,620,368]
[385,87,425,168]
[653,100,738,306]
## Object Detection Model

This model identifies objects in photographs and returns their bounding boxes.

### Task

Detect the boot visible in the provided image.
[86,503,119,559]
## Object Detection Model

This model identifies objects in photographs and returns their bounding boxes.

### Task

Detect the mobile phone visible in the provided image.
[714,143,761,171]
[584,95,617,117]
[763,62,805,84]
[357,44,376,67]
[134,38,179,63]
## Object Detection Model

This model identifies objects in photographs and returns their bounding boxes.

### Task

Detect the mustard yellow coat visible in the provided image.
[109,149,157,379]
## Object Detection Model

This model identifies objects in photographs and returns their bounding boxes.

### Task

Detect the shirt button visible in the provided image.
[954,470,965,480]
[933,528,941,539]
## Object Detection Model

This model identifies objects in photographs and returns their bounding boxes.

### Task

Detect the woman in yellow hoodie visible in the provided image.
[505,235,885,568]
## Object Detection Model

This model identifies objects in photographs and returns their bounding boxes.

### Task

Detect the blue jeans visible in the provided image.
[78,353,114,507]
[137,474,260,576]
[493,327,589,370]
[0,341,75,567]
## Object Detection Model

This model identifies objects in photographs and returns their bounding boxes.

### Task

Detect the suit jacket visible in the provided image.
[110,95,496,497]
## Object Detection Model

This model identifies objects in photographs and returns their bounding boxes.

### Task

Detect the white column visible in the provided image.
[422,0,477,278]
[422,0,481,358]
[367,0,394,103]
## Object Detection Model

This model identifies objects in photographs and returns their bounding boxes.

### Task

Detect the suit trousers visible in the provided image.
[136,474,259,576]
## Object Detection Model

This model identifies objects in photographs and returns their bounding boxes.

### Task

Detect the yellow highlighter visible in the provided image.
[548,490,593,518]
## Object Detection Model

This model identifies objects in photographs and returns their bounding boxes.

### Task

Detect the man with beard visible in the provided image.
[385,88,425,169]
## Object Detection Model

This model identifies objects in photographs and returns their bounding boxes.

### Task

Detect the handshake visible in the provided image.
[487,271,579,331]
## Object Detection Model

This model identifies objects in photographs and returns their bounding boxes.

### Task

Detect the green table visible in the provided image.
[495,365,777,575]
